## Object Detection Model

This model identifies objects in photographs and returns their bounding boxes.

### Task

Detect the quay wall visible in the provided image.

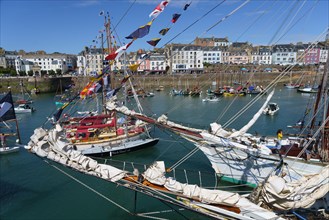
[0,71,319,94]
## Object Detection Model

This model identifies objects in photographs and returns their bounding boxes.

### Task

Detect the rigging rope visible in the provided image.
[44,160,133,215]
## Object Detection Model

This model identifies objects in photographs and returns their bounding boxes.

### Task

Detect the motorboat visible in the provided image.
[263,102,279,115]
[14,104,35,113]
[202,95,220,102]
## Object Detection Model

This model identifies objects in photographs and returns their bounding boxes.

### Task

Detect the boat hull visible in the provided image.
[197,144,326,188]
[80,138,159,156]
[0,146,20,154]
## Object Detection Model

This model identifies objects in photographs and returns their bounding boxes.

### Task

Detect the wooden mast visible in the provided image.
[320,52,329,161]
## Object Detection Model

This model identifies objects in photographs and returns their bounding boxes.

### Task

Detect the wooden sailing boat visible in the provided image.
[46,13,159,156]
[0,91,21,154]
[27,128,286,220]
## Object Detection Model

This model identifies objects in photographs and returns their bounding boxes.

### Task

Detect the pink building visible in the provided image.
[304,48,320,65]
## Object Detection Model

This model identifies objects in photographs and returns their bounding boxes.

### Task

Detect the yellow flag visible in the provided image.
[129,63,140,72]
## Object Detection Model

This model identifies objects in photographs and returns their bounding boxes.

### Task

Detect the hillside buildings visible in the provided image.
[1,36,328,76]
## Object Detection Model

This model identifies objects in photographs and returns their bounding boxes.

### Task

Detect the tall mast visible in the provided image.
[320,51,329,161]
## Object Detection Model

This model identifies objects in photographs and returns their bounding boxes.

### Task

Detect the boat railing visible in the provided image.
[91,157,253,194]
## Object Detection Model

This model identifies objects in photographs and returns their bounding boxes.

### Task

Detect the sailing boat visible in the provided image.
[0,91,21,154]
[39,14,158,156]
[15,80,33,104]
[112,87,328,187]
[14,80,36,113]
[26,128,286,220]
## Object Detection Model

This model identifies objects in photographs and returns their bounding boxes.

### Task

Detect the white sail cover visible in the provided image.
[261,165,329,210]
[27,127,127,182]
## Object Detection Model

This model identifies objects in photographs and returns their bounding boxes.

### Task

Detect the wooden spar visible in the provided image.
[320,54,329,161]
[131,114,203,139]
[122,176,241,214]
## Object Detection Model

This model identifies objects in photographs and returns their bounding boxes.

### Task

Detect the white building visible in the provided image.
[203,47,221,64]
[169,44,204,74]
[272,44,297,65]
[150,53,167,72]
[15,53,76,75]
[251,46,272,64]
[319,47,328,63]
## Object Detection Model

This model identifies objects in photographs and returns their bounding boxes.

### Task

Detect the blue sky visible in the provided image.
[1,0,328,55]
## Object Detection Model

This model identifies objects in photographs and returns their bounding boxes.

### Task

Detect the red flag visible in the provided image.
[172,13,181,23]
[105,40,133,61]
[149,0,170,19]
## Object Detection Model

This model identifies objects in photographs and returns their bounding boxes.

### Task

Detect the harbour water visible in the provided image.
[0,87,313,220]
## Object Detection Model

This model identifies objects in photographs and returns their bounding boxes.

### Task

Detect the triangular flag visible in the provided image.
[126,21,153,39]
[149,0,170,19]
[184,3,191,10]
[172,13,181,23]
[147,38,161,47]
[159,28,170,36]
[129,64,140,72]
[105,41,134,61]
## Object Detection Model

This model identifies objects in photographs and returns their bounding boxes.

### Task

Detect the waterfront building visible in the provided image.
[221,48,230,64]
[135,52,151,73]
[149,53,167,74]
[202,47,222,64]
[15,53,76,76]
[319,41,329,64]
[272,44,297,65]
[166,44,204,74]
[251,46,272,65]
[227,42,251,64]
[304,46,321,65]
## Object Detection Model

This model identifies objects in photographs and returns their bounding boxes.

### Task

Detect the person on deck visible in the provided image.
[0,133,7,148]
[276,129,283,150]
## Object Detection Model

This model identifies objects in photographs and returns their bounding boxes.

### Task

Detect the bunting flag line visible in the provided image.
[126,21,153,39]
[149,0,170,19]
[52,93,79,122]
[147,38,161,47]
[159,28,170,36]
[0,91,16,121]
[105,40,134,61]
[99,10,104,16]
[172,13,181,23]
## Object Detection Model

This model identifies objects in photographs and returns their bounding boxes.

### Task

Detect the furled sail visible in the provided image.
[229,89,275,138]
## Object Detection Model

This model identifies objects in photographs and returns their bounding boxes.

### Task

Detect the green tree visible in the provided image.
[56,69,62,75]
[19,71,26,76]
[48,70,56,76]
[27,70,34,76]
[9,69,17,76]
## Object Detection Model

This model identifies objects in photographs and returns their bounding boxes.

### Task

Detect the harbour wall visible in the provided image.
[0,71,319,94]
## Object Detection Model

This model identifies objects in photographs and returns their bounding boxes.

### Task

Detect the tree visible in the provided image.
[48,70,55,76]
[56,69,62,75]
[27,70,34,76]
[203,62,212,68]
[9,69,16,76]
[19,71,26,76]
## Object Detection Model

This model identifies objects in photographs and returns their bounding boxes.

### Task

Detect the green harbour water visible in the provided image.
[0,87,313,220]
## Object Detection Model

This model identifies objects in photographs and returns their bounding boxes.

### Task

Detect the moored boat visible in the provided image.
[14,103,35,113]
